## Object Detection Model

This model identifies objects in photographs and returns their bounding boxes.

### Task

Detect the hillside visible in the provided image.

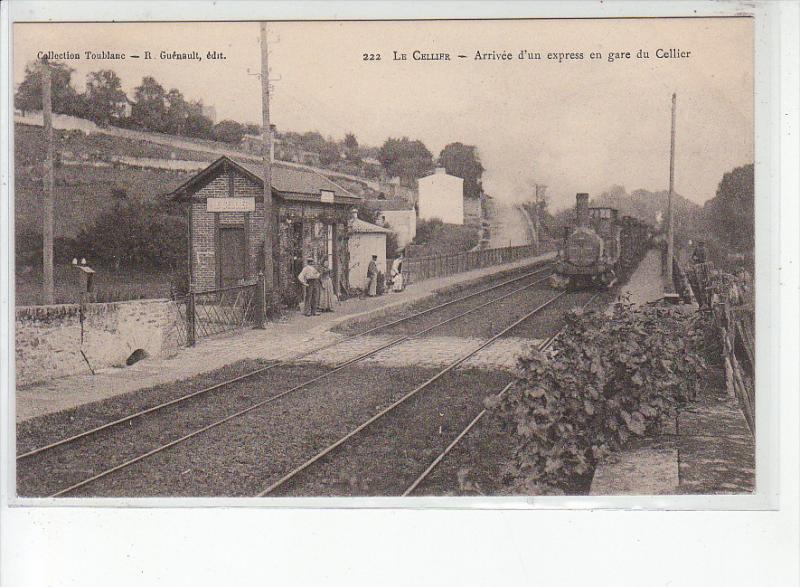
[14,123,213,239]
[14,120,398,240]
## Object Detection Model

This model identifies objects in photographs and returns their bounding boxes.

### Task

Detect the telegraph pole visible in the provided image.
[41,58,55,305]
[260,22,274,296]
[666,93,676,288]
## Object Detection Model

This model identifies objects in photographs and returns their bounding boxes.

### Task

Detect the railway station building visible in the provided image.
[170,156,361,298]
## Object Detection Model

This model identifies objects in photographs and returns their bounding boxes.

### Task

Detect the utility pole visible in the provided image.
[666,92,676,289]
[41,58,55,305]
[532,183,545,250]
[260,22,274,296]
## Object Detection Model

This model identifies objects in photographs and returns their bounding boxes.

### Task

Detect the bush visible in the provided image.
[487,301,706,494]
[409,218,479,257]
[74,198,187,270]
[413,217,444,244]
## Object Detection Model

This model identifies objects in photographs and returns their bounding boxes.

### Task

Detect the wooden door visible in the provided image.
[219,226,246,287]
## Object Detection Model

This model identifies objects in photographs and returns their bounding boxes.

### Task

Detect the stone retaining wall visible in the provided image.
[15,299,180,386]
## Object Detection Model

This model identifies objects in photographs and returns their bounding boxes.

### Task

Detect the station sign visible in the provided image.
[207,197,256,213]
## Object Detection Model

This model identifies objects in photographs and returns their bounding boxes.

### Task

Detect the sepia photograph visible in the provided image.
[9,16,758,500]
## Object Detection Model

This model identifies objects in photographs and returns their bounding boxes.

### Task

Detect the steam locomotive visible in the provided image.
[555,193,652,289]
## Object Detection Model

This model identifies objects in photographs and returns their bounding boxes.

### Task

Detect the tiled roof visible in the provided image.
[351,218,391,234]
[169,156,361,204]
[235,159,356,199]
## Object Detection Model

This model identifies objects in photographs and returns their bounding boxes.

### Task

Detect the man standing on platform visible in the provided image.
[366,254,378,297]
[298,258,321,316]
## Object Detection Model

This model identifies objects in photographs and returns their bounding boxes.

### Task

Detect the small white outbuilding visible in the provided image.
[417,167,465,225]
[348,209,391,290]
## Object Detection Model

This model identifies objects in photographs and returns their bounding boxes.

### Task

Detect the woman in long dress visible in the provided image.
[318,262,337,311]
[391,255,404,292]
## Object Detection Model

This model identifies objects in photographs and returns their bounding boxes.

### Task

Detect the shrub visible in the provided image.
[74,198,187,270]
[487,300,707,494]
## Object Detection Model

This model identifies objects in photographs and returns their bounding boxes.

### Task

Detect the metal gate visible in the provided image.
[176,279,262,346]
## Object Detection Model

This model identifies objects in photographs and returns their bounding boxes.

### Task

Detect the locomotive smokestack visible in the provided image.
[576,193,590,228]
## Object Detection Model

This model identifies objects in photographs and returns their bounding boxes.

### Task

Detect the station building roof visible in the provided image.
[350,217,392,234]
[169,156,361,206]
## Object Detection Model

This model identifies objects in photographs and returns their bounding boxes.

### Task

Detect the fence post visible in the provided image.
[187,289,196,347]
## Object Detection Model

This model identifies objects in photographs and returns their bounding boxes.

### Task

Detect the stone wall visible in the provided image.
[15,299,180,387]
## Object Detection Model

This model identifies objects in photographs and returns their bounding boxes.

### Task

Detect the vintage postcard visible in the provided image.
[8,16,760,502]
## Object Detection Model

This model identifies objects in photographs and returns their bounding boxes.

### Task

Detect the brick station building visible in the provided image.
[170,156,361,299]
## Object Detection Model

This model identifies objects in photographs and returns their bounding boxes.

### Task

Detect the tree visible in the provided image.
[704,163,754,252]
[299,131,326,153]
[178,100,213,139]
[131,76,168,132]
[439,142,484,199]
[378,137,433,185]
[84,69,128,126]
[243,123,262,136]
[163,89,191,135]
[15,61,80,115]
[319,141,341,166]
[344,132,360,161]
[212,119,245,144]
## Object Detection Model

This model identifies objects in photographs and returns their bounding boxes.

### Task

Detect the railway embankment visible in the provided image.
[16,251,555,423]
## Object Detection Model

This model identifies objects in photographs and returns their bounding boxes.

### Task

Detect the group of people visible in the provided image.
[365,253,405,296]
[297,258,337,316]
[297,252,405,316]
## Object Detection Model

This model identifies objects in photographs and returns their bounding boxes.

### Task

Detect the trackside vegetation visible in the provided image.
[486,300,707,494]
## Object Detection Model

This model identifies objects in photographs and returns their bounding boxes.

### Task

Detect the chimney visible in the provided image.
[350,208,359,221]
[435,167,446,175]
[576,193,590,227]
[375,214,385,227]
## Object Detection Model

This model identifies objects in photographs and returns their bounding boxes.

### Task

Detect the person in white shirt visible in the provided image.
[297,258,321,316]
[391,254,404,292]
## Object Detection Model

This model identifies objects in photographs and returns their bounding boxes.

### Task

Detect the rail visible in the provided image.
[403,244,540,285]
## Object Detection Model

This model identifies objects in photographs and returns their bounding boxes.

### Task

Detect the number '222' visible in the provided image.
[362,53,381,61]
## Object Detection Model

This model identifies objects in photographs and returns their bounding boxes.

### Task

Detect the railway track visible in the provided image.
[402,293,600,497]
[257,290,596,497]
[19,262,559,497]
[18,262,554,461]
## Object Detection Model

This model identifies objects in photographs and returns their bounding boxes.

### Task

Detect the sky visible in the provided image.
[14,18,753,212]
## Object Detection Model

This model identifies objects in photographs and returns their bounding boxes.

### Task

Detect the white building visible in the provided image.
[417,167,464,225]
[348,209,391,290]
[364,199,417,250]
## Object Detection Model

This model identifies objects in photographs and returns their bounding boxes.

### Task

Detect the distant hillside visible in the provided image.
[15,123,199,238]
[14,119,399,239]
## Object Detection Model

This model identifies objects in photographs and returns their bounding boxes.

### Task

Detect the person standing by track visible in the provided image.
[390,253,404,292]
[318,261,337,312]
[298,258,321,316]
[366,254,379,297]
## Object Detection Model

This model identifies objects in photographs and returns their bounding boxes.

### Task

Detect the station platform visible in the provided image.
[15,251,556,423]
[618,248,666,305]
